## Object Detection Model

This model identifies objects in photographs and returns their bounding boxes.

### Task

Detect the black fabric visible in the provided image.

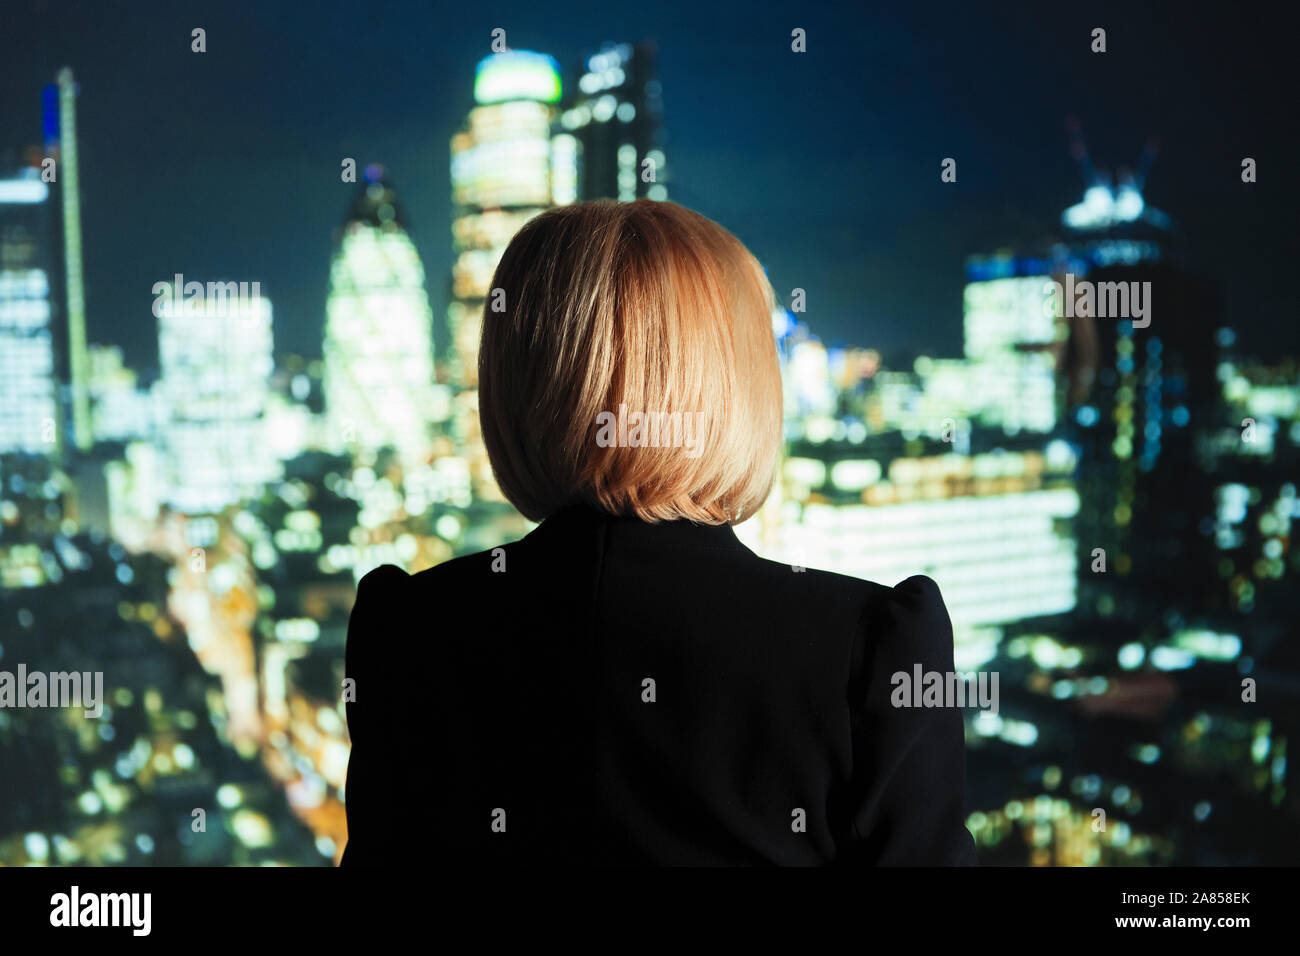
[340,502,979,866]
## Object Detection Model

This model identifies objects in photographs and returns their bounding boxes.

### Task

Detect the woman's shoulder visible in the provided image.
[877,574,950,628]
[346,564,414,658]
[851,573,956,677]
[749,554,947,614]
[356,563,410,593]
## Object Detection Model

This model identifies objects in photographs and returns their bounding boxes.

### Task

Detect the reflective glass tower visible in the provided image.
[322,166,437,465]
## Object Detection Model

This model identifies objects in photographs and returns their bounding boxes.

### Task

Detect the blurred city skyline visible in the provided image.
[3,0,1298,868]
[3,0,1296,369]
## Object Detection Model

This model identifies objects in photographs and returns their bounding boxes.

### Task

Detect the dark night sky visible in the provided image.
[2,0,1295,373]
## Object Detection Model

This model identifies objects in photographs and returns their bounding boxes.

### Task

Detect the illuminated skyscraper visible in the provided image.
[41,69,93,453]
[1045,126,1222,615]
[449,51,561,385]
[88,344,155,443]
[0,164,60,455]
[557,42,667,202]
[448,50,562,498]
[961,268,1068,435]
[157,284,278,514]
[322,166,437,465]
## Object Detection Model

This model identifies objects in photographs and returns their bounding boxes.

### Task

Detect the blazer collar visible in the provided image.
[526,501,749,552]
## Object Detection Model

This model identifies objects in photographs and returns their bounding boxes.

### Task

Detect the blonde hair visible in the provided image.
[478,199,782,525]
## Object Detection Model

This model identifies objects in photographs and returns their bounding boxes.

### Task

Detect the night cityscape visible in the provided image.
[1,0,1297,872]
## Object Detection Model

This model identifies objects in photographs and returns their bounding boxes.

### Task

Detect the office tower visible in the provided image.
[447,50,562,499]
[322,166,437,465]
[448,51,561,388]
[41,69,93,453]
[0,164,60,455]
[961,265,1070,435]
[156,283,278,514]
[557,42,667,202]
[1050,144,1221,616]
[88,344,155,443]
[1069,259,1220,609]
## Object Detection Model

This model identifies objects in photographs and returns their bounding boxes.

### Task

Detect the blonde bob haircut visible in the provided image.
[479,199,783,525]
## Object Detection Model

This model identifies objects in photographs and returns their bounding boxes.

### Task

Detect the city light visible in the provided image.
[1,26,1297,874]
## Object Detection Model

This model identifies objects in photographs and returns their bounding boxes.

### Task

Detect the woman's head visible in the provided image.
[479,199,782,525]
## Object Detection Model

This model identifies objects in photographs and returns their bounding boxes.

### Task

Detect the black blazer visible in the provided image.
[341,502,978,866]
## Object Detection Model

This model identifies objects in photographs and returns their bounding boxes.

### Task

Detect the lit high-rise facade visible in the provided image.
[157,284,277,514]
[773,446,1080,637]
[322,166,437,466]
[0,166,60,455]
[88,344,155,443]
[961,268,1069,435]
[449,51,561,384]
[557,42,667,203]
[447,51,562,498]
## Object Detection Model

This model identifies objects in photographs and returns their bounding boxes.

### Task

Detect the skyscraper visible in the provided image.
[322,166,437,465]
[42,68,93,454]
[960,265,1070,435]
[157,283,278,514]
[448,51,561,385]
[557,42,667,202]
[1047,141,1222,618]
[447,50,563,499]
[0,164,60,455]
